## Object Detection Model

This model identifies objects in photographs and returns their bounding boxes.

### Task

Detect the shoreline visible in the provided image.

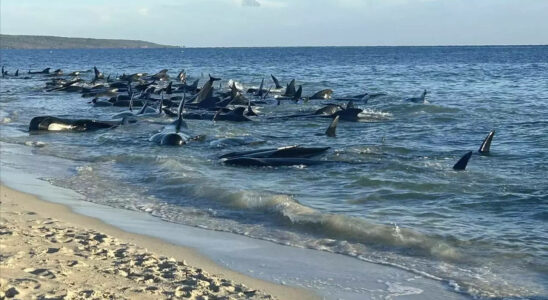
[0,142,469,299]
[0,184,314,299]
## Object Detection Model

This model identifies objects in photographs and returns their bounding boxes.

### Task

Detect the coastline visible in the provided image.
[0,184,314,299]
[0,142,469,299]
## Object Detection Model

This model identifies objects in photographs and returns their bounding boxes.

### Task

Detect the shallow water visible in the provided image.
[1,46,547,299]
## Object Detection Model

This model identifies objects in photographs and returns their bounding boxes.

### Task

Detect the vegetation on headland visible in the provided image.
[0,34,178,49]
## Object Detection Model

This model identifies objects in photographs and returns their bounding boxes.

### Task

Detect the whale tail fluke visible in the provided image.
[326,115,340,137]
[453,151,473,171]
[478,130,495,154]
[209,74,221,82]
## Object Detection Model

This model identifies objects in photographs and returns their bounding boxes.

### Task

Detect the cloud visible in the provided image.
[242,0,260,7]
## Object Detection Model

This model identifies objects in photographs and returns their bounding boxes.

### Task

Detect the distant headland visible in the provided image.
[0,34,179,49]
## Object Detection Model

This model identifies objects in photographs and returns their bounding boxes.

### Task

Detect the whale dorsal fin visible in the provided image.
[478,130,495,154]
[326,115,340,137]
[286,79,296,96]
[453,151,473,171]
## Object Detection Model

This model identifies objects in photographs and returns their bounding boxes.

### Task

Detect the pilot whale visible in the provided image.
[150,93,204,146]
[219,145,330,159]
[28,67,51,75]
[453,130,496,170]
[405,90,428,103]
[29,116,131,132]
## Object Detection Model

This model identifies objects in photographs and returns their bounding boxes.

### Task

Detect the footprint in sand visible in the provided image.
[23,268,56,279]
[46,247,60,254]
[12,277,41,290]
[66,260,79,267]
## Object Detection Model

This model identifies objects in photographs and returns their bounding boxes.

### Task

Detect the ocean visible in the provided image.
[1,46,547,299]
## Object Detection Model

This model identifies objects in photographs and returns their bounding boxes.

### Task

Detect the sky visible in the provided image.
[1,0,547,47]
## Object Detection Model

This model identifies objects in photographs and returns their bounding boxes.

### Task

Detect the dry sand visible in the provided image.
[0,185,315,300]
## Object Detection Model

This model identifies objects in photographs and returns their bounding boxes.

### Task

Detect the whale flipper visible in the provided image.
[137,100,149,114]
[453,151,473,171]
[175,93,188,132]
[256,78,265,96]
[478,130,495,154]
[166,81,173,95]
[193,75,221,104]
[293,85,302,102]
[246,98,257,116]
[93,66,103,81]
[271,74,282,89]
[326,115,340,137]
[262,87,271,100]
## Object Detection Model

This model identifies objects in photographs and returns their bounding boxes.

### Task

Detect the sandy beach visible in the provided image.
[0,185,314,299]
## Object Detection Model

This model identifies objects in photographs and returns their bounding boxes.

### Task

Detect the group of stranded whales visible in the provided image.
[8,65,496,171]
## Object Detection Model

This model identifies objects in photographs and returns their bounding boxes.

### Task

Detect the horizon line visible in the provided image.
[2,44,547,50]
[1,34,547,49]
